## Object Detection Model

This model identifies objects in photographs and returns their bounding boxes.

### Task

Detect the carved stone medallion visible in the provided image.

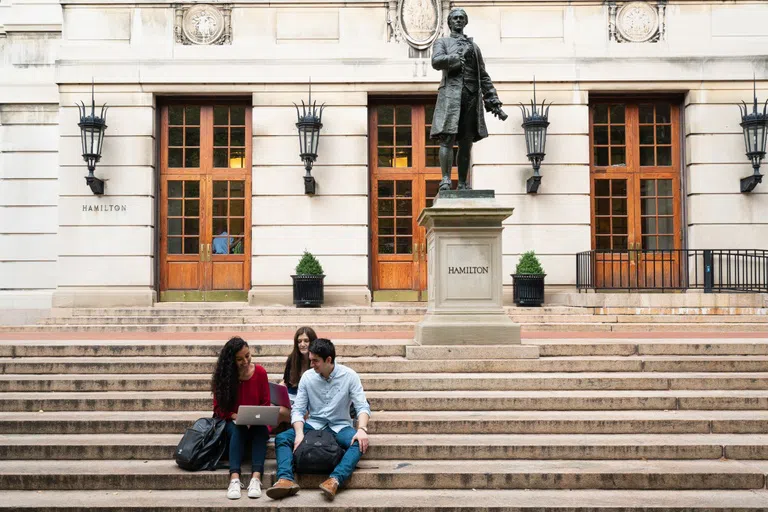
[174,4,232,45]
[398,0,441,50]
[616,1,659,42]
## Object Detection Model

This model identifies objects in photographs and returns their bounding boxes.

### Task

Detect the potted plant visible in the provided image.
[511,251,546,307]
[292,250,325,307]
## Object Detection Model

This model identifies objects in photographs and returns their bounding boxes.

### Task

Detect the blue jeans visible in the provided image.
[274,424,361,486]
[225,420,269,476]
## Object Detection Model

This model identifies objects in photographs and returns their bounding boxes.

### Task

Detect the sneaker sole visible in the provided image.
[266,486,299,500]
[320,487,336,501]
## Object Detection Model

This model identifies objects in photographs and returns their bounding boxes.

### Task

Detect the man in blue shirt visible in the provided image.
[266,338,371,501]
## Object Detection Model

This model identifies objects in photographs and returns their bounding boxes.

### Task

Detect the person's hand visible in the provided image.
[352,429,369,454]
[293,433,304,453]
[231,413,238,421]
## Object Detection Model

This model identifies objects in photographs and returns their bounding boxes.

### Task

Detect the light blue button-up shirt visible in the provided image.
[290,362,371,433]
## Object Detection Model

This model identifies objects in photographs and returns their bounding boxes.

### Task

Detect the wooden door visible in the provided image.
[370,101,456,301]
[590,100,682,289]
[159,103,252,301]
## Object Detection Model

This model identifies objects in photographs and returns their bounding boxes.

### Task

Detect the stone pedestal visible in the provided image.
[414,191,524,347]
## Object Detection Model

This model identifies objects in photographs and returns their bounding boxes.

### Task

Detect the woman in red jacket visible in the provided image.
[212,336,270,500]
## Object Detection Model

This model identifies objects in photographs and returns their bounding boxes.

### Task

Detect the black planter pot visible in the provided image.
[291,274,325,307]
[512,273,546,307]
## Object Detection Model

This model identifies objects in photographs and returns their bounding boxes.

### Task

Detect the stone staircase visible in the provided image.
[3,335,768,509]
[2,304,768,332]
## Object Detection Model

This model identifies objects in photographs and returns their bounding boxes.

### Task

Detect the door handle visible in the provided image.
[413,242,419,262]
[421,242,427,261]
[208,243,212,262]
[200,243,205,262]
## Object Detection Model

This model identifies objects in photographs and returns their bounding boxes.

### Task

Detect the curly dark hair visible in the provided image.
[212,336,249,413]
[286,326,317,388]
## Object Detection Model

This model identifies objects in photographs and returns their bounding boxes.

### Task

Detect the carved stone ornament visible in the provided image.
[608,0,666,43]
[388,0,447,51]
[174,4,232,45]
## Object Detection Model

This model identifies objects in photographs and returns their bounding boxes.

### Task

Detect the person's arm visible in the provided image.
[432,39,461,72]
[349,373,371,454]
[475,44,501,109]
[291,375,310,451]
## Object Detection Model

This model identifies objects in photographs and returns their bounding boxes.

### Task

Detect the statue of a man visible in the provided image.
[430,7,505,191]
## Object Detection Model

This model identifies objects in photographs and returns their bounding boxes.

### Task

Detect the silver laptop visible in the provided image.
[235,405,280,426]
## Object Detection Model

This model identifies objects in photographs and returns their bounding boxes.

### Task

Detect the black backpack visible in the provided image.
[293,429,345,474]
[175,417,228,471]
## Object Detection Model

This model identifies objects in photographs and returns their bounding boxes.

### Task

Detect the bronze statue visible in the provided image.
[430,7,506,191]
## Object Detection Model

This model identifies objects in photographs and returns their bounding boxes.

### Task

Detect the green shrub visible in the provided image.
[515,251,545,275]
[295,250,324,275]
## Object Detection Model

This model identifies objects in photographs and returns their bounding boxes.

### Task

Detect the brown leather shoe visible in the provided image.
[319,477,339,501]
[266,478,300,500]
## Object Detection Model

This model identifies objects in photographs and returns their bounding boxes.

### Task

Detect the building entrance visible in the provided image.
[159,102,252,301]
[369,101,457,301]
[589,100,683,288]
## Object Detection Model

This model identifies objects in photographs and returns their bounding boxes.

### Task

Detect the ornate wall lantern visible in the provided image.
[738,77,768,193]
[76,81,109,195]
[519,78,550,194]
[294,80,325,195]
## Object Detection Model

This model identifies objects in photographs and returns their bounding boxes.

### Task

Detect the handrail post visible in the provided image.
[703,249,713,293]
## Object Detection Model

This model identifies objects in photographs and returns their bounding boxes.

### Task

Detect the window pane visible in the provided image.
[596,235,611,250]
[378,199,394,216]
[168,181,183,198]
[230,149,245,169]
[640,180,655,196]
[378,218,394,235]
[168,200,182,217]
[185,148,200,168]
[395,106,411,125]
[426,147,440,167]
[168,148,183,167]
[230,128,245,147]
[378,106,394,125]
[613,236,628,250]
[640,147,655,166]
[639,104,654,124]
[612,198,627,215]
[643,236,657,250]
[168,218,182,236]
[169,106,183,125]
[657,179,673,196]
[610,105,625,124]
[595,179,610,196]
[185,106,200,125]
[610,126,625,145]
[642,217,657,234]
[396,180,412,197]
[641,198,656,215]
[394,148,412,167]
[184,218,199,236]
[610,147,626,166]
[656,103,671,123]
[596,217,610,235]
[396,199,411,216]
[593,104,608,124]
[230,106,246,125]
[214,128,228,147]
[213,181,228,198]
[639,126,654,145]
[656,125,671,144]
[230,200,245,216]
[169,127,183,146]
[184,199,199,217]
[594,126,608,145]
[213,218,227,235]
[230,218,245,236]
[230,181,245,198]
[378,237,394,254]
[378,126,393,146]
[213,149,228,168]
[214,106,228,125]
[378,148,393,167]
[658,217,674,234]
[168,237,182,254]
[658,236,673,250]
[658,198,673,215]
[378,180,394,198]
[185,128,200,147]
[612,216,628,235]
[396,127,411,147]
[611,179,627,196]
[184,181,200,197]
[595,198,610,215]
[213,200,227,217]
[396,218,412,236]
[184,237,199,254]
[396,238,411,254]
[657,146,672,166]
[594,147,609,166]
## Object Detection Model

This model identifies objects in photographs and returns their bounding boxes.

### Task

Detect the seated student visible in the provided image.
[266,338,371,502]
[275,326,316,425]
[212,336,270,500]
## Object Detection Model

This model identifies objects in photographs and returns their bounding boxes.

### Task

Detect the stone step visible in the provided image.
[4,433,768,461]
[4,322,768,333]
[3,410,767,435]
[8,371,768,392]
[5,488,768,511]
[4,355,768,374]
[7,389,768,412]
[4,339,768,358]
[1,459,766,490]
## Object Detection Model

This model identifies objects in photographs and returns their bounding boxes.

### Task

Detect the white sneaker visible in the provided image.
[227,479,243,499]
[247,477,262,498]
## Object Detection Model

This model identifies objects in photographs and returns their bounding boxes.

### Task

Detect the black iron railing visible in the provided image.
[576,249,768,292]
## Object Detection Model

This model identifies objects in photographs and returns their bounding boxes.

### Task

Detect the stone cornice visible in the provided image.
[57,0,767,4]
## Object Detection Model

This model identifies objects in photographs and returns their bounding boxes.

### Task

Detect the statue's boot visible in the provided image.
[438,177,452,191]
[457,180,471,190]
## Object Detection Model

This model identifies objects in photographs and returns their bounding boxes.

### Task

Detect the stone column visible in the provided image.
[414,191,532,352]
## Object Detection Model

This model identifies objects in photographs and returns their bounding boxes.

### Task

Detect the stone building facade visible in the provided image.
[0,0,766,311]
